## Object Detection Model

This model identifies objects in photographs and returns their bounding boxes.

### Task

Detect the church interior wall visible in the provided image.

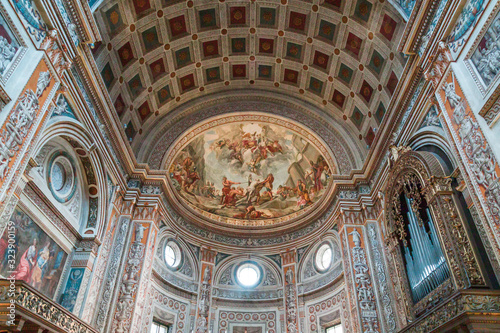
[2,0,500,332]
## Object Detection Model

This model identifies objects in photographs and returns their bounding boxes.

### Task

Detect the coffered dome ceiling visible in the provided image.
[90,0,407,235]
[91,0,406,156]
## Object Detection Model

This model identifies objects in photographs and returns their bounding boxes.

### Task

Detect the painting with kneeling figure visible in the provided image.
[0,207,68,299]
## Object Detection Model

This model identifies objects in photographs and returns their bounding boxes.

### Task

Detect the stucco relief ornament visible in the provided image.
[53,95,71,116]
[285,269,298,333]
[487,180,500,220]
[0,36,17,77]
[113,223,146,333]
[0,71,50,178]
[388,145,411,167]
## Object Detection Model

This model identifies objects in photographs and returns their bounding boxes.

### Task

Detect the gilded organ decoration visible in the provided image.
[385,150,487,322]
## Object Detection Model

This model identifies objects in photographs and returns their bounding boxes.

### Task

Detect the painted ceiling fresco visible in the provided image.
[168,122,333,223]
[93,0,405,151]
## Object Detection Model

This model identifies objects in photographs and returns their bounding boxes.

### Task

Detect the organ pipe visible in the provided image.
[402,196,450,303]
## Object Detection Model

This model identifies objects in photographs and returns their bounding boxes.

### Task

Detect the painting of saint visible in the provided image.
[0,208,68,299]
[169,122,333,221]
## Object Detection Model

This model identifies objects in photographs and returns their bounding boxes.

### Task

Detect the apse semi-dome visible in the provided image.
[165,114,337,228]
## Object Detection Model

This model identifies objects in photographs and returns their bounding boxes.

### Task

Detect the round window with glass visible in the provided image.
[235,262,261,288]
[164,240,182,270]
[315,243,333,272]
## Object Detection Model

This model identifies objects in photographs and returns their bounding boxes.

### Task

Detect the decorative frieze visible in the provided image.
[347,227,380,333]
[94,217,130,330]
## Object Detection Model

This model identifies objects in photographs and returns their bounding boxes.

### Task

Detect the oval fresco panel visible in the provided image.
[168,121,334,223]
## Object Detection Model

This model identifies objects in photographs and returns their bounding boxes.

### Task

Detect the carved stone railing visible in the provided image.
[400,289,500,332]
[0,280,98,333]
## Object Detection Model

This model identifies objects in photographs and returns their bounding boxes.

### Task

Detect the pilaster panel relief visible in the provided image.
[195,248,216,333]
[281,250,299,333]
[93,215,130,330]
[367,224,397,333]
[340,230,359,332]
[82,210,120,323]
[345,226,380,333]
[111,220,156,333]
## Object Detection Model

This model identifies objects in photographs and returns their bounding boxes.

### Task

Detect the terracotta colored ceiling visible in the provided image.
[92,0,405,156]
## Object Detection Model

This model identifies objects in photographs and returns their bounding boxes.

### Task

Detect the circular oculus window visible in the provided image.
[236,263,261,288]
[48,153,77,203]
[164,240,182,269]
[315,243,333,272]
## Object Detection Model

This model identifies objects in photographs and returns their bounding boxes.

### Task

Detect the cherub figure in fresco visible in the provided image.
[258,174,274,204]
[220,176,241,205]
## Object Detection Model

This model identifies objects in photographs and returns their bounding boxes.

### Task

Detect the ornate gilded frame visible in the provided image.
[384,150,486,321]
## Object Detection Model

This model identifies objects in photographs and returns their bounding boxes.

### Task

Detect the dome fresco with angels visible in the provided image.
[168,120,334,224]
